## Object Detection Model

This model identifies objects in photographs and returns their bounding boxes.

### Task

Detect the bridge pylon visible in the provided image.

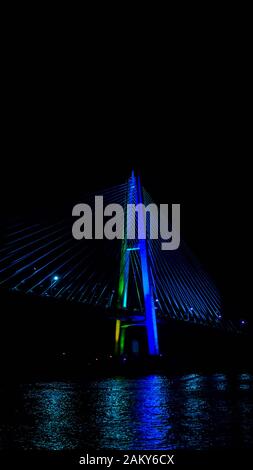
[114,171,159,357]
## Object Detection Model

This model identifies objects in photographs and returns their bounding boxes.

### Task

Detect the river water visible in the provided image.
[0,372,252,451]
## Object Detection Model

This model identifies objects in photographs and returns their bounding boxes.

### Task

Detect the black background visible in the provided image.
[1,39,250,322]
[0,20,252,468]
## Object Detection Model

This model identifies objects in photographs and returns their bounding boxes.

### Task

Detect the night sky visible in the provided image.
[0,27,252,470]
[1,52,250,321]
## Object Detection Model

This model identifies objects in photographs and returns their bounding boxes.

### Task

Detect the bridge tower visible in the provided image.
[114,171,159,356]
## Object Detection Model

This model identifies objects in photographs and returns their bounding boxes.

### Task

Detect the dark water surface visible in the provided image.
[0,373,252,451]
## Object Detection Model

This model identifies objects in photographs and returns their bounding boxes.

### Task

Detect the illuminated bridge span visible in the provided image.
[0,172,228,356]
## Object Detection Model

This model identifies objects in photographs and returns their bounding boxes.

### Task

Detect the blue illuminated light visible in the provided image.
[136,176,159,356]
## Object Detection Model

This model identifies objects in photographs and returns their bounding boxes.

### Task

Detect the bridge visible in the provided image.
[0,171,234,358]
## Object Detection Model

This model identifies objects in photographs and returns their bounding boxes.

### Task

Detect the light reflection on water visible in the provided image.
[0,373,252,451]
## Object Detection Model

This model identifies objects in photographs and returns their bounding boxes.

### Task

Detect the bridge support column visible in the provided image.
[136,176,159,356]
[119,326,126,355]
[115,319,121,355]
[114,171,159,357]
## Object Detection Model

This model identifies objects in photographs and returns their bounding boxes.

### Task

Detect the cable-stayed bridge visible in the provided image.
[0,172,235,357]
